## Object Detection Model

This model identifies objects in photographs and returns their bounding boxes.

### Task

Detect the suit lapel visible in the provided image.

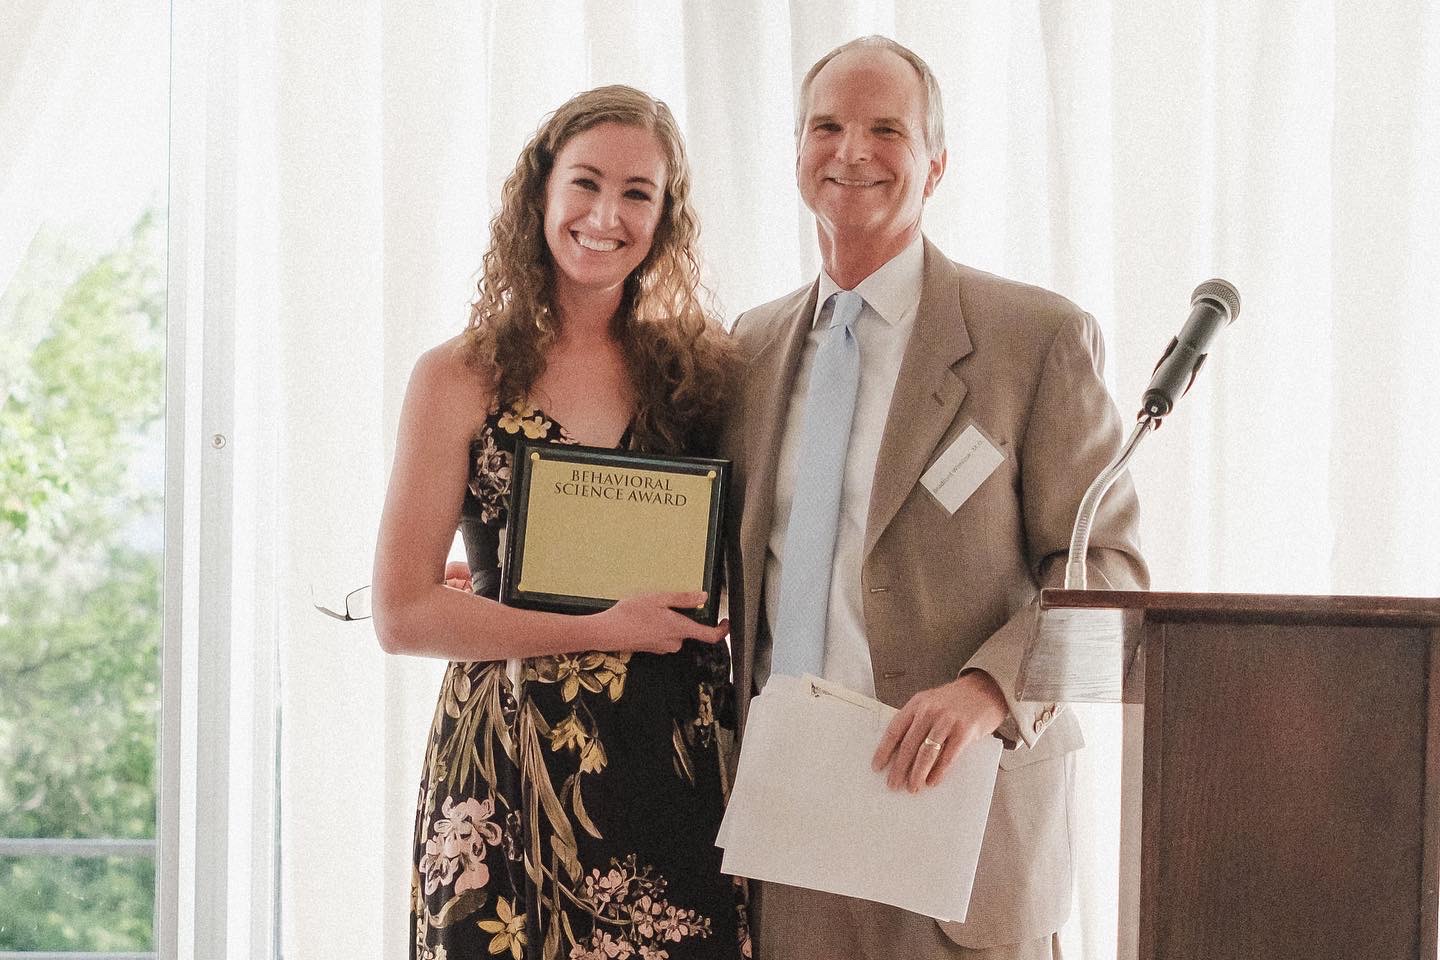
[864,242,973,558]
[739,284,819,644]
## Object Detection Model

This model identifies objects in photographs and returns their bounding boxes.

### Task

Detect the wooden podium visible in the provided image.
[1020,589,1440,960]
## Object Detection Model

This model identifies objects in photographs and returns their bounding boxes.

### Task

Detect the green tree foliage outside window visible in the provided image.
[0,211,165,952]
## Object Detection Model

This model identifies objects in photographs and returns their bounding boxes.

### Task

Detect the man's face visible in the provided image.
[797,49,945,253]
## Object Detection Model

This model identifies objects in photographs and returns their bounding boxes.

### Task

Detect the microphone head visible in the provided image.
[1192,278,1240,324]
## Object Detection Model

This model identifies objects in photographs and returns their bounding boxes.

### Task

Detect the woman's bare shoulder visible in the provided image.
[410,334,492,398]
[402,334,495,438]
[411,334,483,382]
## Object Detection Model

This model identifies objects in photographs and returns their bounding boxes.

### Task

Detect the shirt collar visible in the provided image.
[812,232,926,329]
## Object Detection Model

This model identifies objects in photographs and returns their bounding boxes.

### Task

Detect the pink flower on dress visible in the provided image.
[654,905,700,943]
[469,431,513,524]
[582,866,631,908]
[418,795,503,895]
[633,894,665,939]
[570,931,635,959]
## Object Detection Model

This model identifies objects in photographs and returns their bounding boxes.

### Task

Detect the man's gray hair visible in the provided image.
[795,36,946,158]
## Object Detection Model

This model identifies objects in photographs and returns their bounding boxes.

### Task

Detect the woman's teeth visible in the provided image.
[576,233,621,252]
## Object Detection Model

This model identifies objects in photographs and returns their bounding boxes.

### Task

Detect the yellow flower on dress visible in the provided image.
[497,403,551,440]
[496,405,532,434]
[530,652,631,703]
[549,710,589,753]
[477,896,526,960]
[579,737,608,774]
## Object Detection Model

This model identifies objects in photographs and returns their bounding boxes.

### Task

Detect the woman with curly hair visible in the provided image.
[373,86,750,960]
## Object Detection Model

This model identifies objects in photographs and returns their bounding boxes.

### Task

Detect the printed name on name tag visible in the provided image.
[920,424,1004,515]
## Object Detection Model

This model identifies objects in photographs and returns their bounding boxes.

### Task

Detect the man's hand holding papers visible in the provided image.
[715,674,1003,922]
[871,670,1008,792]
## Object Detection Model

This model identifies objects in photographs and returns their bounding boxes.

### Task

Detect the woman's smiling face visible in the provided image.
[542,122,668,304]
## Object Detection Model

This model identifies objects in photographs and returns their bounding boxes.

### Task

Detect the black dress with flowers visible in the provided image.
[410,402,750,960]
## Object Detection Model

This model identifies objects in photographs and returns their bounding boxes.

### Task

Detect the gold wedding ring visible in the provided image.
[921,736,944,753]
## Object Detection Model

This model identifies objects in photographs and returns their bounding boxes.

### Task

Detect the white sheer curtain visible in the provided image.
[188,1,1440,956]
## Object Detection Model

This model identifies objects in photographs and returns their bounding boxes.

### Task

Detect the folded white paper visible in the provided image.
[716,674,1002,922]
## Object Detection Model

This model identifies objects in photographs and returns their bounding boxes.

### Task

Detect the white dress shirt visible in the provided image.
[762,234,925,696]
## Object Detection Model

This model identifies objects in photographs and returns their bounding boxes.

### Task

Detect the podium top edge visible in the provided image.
[1039,589,1440,626]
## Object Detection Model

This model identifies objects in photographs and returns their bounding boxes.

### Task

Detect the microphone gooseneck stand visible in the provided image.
[1064,412,1158,590]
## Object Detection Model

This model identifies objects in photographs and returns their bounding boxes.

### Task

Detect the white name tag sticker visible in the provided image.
[920,424,1005,515]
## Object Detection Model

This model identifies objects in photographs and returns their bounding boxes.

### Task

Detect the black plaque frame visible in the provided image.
[500,440,729,625]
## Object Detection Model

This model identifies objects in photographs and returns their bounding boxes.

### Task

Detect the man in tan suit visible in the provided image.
[722,36,1148,960]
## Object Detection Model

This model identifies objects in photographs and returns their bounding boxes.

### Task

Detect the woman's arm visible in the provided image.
[372,340,727,660]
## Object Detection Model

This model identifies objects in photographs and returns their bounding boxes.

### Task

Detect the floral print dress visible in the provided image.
[411,402,751,960]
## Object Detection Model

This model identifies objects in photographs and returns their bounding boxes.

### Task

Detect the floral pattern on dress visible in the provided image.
[498,403,555,439]
[419,795,504,895]
[412,400,749,960]
[567,856,713,959]
[479,896,528,960]
[469,403,576,526]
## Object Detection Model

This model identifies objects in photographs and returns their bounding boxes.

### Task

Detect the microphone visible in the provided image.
[1064,278,1242,588]
[1140,279,1241,419]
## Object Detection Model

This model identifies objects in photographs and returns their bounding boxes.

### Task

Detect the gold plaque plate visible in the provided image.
[500,440,729,624]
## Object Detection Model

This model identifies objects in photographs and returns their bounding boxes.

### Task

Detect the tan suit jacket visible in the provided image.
[722,240,1148,956]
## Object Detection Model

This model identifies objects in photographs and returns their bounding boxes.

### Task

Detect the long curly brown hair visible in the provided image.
[462,85,734,456]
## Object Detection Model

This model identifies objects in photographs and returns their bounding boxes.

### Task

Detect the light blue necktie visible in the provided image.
[771,290,864,677]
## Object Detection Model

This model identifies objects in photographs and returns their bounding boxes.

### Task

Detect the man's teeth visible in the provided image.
[576,234,621,252]
[834,178,878,186]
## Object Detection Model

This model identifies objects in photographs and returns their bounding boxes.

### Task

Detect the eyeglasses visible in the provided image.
[311,584,373,621]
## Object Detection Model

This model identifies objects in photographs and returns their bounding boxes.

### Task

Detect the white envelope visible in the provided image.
[717,674,1002,922]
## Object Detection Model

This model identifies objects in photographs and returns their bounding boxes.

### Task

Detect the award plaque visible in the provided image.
[500,440,730,625]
